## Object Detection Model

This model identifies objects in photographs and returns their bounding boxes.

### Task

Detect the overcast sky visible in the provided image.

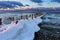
[0,0,60,7]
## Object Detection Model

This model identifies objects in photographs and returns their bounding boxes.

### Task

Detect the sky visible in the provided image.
[0,0,60,7]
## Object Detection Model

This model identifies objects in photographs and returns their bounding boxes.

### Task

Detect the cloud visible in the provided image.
[0,1,23,8]
[0,0,60,7]
[30,0,42,3]
[37,0,60,7]
[51,0,60,3]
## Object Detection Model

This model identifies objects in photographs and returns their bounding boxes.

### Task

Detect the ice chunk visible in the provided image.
[14,19,40,40]
[33,16,42,24]
[0,18,41,40]
[0,20,25,40]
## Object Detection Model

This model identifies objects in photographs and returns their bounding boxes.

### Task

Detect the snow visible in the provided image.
[0,17,42,40]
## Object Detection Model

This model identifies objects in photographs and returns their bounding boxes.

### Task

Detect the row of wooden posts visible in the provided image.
[11,13,41,21]
[0,13,43,25]
[10,13,41,24]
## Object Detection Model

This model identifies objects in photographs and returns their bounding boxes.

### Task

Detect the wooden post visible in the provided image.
[26,15,28,20]
[0,18,2,25]
[34,14,36,18]
[20,15,23,19]
[32,14,33,19]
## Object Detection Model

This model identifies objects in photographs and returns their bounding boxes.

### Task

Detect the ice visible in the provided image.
[0,17,42,40]
[33,16,42,24]
[0,20,25,40]
[12,18,42,40]
[0,22,16,33]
